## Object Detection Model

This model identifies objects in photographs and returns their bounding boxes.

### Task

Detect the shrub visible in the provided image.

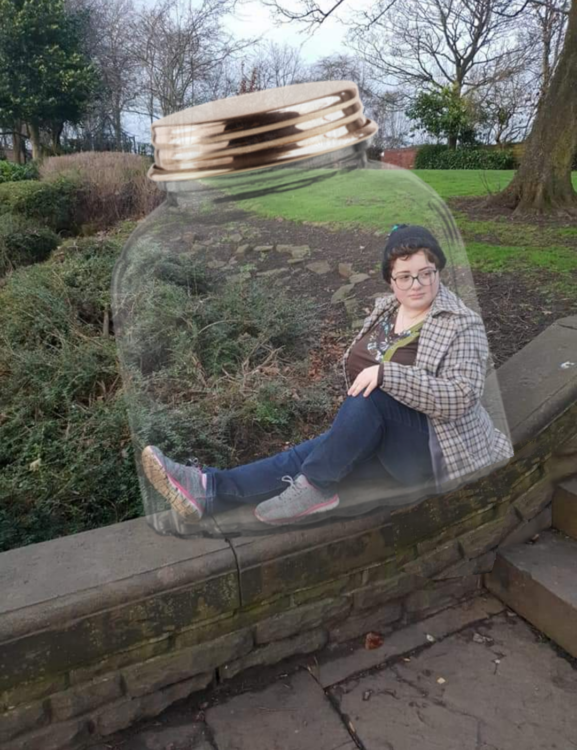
[415,143,518,169]
[0,231,140,551]
[39,151,164,230]
[0,178,76,231]
[113,244,330,468]
[0,231,336,551]
[0,214,60,276]
[0,159,39,183]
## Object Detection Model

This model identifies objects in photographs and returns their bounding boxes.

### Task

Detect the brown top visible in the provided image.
[346,308,423,386]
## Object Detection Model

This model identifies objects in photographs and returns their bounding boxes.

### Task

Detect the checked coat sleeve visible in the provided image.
[379,315,489,422]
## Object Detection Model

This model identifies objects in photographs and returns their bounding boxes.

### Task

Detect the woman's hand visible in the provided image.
[348,365,381,398]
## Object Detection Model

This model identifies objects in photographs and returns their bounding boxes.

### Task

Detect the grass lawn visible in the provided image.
[205,167,577,296]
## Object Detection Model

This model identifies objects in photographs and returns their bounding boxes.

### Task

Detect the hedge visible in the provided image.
[415,144,518,169]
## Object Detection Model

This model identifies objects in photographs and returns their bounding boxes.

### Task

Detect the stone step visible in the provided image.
[485,529,577,658]
[552,476,577,540]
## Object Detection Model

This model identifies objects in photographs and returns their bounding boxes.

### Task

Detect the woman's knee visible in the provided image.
[342,392,379,412]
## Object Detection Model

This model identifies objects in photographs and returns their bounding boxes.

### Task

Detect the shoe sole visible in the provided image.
[141,446,203,523]
[254,495,340,525]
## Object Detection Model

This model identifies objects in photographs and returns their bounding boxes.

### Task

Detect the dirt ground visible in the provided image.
[184,203,577,372]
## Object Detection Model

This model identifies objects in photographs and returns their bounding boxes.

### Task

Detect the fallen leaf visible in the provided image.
[437,677,446,684]
[364,631,384,649]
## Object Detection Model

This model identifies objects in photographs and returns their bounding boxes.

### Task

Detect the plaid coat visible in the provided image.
[341,282,515,488]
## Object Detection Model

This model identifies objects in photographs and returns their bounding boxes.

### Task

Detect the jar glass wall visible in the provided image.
[111,140,512,539]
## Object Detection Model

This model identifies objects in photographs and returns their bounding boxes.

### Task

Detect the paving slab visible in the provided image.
[317,593,504,688]
[205,670,356,750]
[330,612,577,750]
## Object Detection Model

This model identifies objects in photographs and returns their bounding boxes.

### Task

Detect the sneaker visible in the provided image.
[254,474,340,526]
[141,445,207,522]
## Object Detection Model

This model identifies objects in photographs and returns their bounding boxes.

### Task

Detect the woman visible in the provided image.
[141,224,514,527]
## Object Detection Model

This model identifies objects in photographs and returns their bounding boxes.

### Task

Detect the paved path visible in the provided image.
[92,596,577,750]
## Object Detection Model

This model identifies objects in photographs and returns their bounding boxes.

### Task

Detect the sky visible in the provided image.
[222,0,348,62]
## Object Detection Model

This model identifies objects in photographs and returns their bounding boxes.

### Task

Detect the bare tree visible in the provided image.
[310,53,411,149]
[131,0,257,119]
[253,41,309,88]
[525,0,569,97]
[200,56,248,101]
[222,40,309,93]
[348,1,532,102]
[473,74,536,145]
[69,0,141,150]
[263,0,533,149]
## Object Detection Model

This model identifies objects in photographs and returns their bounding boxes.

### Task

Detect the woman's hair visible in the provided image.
[382,244,441,286]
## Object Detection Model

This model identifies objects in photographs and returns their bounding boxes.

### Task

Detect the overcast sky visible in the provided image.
[222,0,348,62]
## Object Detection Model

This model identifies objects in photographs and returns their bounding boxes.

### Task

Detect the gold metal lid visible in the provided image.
[147,80,378,182]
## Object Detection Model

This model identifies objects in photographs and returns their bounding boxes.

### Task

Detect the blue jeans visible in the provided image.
[202,389,434,515]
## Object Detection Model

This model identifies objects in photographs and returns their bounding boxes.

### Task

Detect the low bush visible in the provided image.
[0,233,334,550]
[0,159,39,183]
[0,214,60,276]
[415,144,518,169]
[39,151,164,230]
[114,246,331,464]
[0,231,138,551]
[0,178,76,232]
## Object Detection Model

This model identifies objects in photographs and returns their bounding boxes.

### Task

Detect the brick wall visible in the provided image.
[381,147,419,169]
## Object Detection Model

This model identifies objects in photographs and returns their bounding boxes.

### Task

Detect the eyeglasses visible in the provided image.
[391,268,438,290]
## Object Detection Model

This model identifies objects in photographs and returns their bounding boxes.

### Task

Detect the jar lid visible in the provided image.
[147,80,378,182]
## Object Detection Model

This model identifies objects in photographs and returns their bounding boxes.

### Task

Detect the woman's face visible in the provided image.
[390,249,440,312]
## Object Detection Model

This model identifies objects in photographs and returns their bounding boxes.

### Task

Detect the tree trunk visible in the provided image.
[28,121,43,161]
[12,123,24,164]
[113,109,123,151]
[486,0,577,216]
[51,122,64,154]
[447,134,457,149]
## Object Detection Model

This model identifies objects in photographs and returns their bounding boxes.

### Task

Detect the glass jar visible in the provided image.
[111,81,513,539]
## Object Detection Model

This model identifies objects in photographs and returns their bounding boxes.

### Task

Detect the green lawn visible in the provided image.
[206,168,577,225]
[204,167,577,295]
[413,169,516,197]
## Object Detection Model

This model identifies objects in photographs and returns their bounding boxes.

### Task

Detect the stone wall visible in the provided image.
[1,315,576,750]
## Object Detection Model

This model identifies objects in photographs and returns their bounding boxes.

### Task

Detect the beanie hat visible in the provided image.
[381,223,447,283]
